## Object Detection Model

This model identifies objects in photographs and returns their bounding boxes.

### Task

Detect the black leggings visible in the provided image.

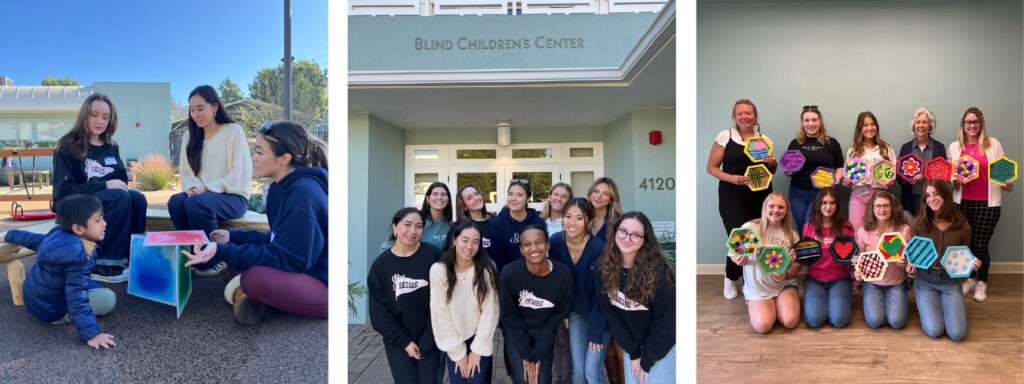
[383,341,441,384]
[957,200,1000,282]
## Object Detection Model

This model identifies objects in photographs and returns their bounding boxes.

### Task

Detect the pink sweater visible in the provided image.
[854,224,911,286]
[802,221,855,282]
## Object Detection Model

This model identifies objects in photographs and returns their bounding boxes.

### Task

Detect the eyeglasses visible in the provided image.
[873,204,891,209]
[616,228,644,242]
[510,179,530,186]
[802,105,819,110]
[963,120,981,126]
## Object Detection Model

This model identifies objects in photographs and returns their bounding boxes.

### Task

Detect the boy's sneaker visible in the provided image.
[233,292,268,325]
[91,265,129,284]
[723,277,740,300]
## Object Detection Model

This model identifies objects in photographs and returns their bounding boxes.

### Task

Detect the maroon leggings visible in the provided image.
[238,266,328,319]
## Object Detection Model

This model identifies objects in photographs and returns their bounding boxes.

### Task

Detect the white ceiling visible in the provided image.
[348,37,675,130]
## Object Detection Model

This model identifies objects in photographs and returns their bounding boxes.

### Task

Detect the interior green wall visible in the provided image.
[695,0,1023,266]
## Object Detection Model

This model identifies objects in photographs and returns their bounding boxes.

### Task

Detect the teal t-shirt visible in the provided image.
[379,219,452,253]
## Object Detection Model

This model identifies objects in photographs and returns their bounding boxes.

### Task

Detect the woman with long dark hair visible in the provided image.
[182,121,327,324]
[801,187,855,328]
[382,181,453,252]
[53,93,147,283]
[595,211,675,384]
[430,221,500,384]
[170,85,252,277]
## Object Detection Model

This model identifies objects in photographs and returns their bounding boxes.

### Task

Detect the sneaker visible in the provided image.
[962,278,978,295]
[974,281,988,302]
[233,291,268,325]
[224,275,242,305]
[91,265,129,284]
[852,284,861,297]
[194,261,227,278]
[723,277,740,300]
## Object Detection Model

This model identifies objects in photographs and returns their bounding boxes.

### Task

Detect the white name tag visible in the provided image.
[104,157,117,166]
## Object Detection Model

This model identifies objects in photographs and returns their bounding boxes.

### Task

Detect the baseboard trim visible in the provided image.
[696,262,1024,275]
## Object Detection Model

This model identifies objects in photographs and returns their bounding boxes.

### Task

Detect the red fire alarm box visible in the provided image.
[649,130,662,145]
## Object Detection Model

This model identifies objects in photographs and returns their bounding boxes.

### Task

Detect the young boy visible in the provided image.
[3,194,117,349]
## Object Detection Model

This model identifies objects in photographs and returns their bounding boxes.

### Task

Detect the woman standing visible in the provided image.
[182,121,328,324]
[853,191,910,330]
[801,188,855,328]
[733,193,801,333]
[447,184,494,251]
[706,99,777,300]
[897,108,946,217]
[586,178,624,243]
[170,85,252,277]
[541,183,572,237]
[430,221,500,383]
[785,105,844,232]
[910,180,979,341]
[948,107,1013,302]
[550,198,608,384]
[595,211,675,383]
[842,111,896,230]
[53,93,147,283]
[499,225,573,384]
[382,182,453,252]
[489,180,545,272]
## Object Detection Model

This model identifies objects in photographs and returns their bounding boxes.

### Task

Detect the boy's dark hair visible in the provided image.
[55,194,102,233]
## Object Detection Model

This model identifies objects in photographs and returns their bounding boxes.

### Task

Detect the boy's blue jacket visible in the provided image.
[218,167,329,285]
[6,227,101,342]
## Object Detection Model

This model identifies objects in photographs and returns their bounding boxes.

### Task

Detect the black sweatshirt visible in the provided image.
[368,243,442,355]
[594,264,675,372]
[498,258,573,362]
[443,218,494,252]
[786,137,844,190]
[52,144,128,205]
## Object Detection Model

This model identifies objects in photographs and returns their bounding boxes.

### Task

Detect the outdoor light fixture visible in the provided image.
[497,120,511,146]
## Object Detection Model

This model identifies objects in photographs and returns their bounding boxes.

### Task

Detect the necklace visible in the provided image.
[568,234,588,263]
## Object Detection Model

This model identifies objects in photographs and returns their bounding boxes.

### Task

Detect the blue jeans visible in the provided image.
[788,185,817,234]
[862,281,908,329]
[914,269,968,341]
[506,343,554,384]
[567,311,611,384]
[623,344,675,384]
[445,338,492,384]
[803,275,852,328]
[167,191,247,269]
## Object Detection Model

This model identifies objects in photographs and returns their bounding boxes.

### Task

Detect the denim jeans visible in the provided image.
[862,281,908,329]
[788,185,817,234]
[622,345,675,384]
[803,275,852,328]
[445,338,492,384]
[567,311,612,384]
[914,268,968,341]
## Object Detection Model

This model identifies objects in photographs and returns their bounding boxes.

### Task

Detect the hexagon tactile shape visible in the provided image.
[726,227,760,257]
[780,150,806,173]
[743,136,773,163]
[877,232,905,262]
[830,235,858,263]
[942,245,975,278]
[810,166,836,189]
[989,156,1018,186]
[757,245,791,275]
[745,164,772,191]
[844,158,867,182]
[925,157,953,181]
[897,153,923,182]
[905,236,939,269]
[872,159,896,184]
[953,155,980,183]
[794,237,822,267]
[856,251,887,282]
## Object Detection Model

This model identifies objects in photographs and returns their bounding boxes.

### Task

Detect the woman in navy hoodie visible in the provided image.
[183,121,328,325]
[489,179,545,272]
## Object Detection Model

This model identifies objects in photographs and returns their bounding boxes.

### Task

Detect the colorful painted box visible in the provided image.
[127,231,209,318]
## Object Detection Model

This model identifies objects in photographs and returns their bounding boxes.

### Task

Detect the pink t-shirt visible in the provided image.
[961,143,988,201]
[803,221,855,282]
[854,224,911,286]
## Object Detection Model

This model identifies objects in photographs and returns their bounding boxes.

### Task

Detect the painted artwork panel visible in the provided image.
[989,156,1018,186]
[757,245,791,275]
[794,237,822,267]
[830,235,857,263]
[128,235,177,306]
[856,251,887,282]
[953,155,980,183]
[877,232,905,262]
[726,227,760,257]
[810,167,836,189]
[897,154,923,182]
[872,159,896,184]
[745,164,772,191]
[844,158,867,182]
[743,136,773,163]
[145,230,210,246]
[780,150,805,173]
[942,245,975,278]
[905,236,939,269]
[925,157,952,181]
[177,245,192,318]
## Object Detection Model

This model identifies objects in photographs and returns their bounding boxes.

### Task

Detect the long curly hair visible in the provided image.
[598,211,674,306]
[440,221,497,309]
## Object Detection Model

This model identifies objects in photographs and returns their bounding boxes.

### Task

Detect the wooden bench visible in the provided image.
[1,209,269,305]
[9,170,49,190]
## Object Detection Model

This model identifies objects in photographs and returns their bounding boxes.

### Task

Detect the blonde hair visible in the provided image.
[749,192,798,246]
[796,107,831,145]
[588,178,624,230]
[540,182,573,220]
[957,107,991,153]
[732,99,762,135]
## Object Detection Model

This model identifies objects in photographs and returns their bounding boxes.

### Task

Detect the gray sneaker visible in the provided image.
[91,265,129,284]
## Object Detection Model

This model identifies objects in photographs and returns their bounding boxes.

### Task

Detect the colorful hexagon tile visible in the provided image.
[757,245,791,275]
[897,153,923,182]
[953,155,980,183]
[872,159,896,184]
[829,235,858,264]
[810,167,836,189]
[780,150,806,173]
[942,245,975,278]
[794,237,822,267]
[745,164,772,191]
[743,136,773,163]
[989,156,1018,186]
[905,236,939,269]
[726,227,761,257]
[877,232,905,262]
[925,157,953,181]
[856,251,887,282]
[844,158,867,182]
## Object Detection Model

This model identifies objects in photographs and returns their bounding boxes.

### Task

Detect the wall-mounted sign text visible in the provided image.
[415,37,585,51]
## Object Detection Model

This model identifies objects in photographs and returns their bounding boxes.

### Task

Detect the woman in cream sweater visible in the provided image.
[430,221,500,384]
[169,85,252,277]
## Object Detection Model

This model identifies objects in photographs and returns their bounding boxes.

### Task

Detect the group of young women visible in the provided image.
[368,178,676,384]
[707,99,1013,340]
[53,86,329,325]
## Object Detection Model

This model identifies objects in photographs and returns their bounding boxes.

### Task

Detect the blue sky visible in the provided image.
[5,0,327,105]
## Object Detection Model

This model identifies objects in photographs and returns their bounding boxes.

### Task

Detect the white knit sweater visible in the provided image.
[179,123,253,198]
[428,262,500,360]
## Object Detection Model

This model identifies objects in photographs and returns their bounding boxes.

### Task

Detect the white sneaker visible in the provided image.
[974,281,988,302]
[962,278,978,295]
[723,277,740,299]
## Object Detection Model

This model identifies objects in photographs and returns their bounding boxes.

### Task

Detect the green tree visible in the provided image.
[218,76,243,104]
[248,60,328,120]
[40,75,79,86]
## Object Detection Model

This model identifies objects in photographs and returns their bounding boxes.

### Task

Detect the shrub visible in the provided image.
[131,154,175,191]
